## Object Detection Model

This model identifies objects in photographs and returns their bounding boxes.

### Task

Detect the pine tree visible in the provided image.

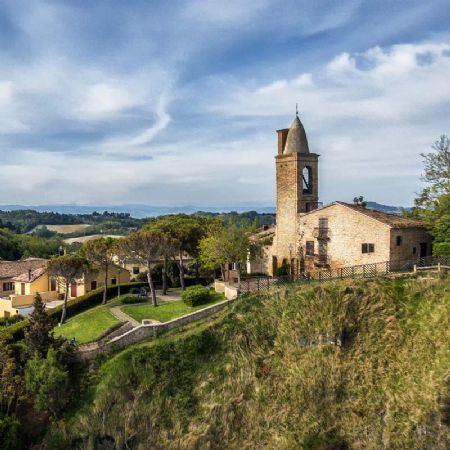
[24,293,55,358]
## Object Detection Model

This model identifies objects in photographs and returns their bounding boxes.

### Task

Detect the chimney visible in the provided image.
[277,128,289,156]
[28,269,32,281]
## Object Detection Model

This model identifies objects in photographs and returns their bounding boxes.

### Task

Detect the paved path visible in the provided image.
[110,306,140,327]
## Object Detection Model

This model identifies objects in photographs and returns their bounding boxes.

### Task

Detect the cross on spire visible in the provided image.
[296,103,298,117]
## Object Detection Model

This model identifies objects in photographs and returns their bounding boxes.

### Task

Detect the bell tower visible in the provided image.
[273,113,319,273]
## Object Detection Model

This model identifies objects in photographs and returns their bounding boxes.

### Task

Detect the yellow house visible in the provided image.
[0,263,131,317]
[67,264,131,298]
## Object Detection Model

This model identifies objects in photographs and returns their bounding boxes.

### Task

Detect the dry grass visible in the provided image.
[42,224,91,234]
[49,276,450,449]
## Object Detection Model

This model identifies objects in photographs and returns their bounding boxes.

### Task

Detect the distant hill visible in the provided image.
[366,202,411,214]
[0,201,409,219]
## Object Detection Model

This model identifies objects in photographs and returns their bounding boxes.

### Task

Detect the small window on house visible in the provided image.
[396,236,402,246]
[50,279,56,291]
[111,278,117,285]
[2,282,14,291]
[362,243,375,254]
[413,247,416,255]
[319,217,328,229]
[132,266,140,275]
[91,280,97,290]
[306,241,315,256]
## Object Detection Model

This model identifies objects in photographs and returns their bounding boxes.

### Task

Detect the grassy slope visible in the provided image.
[54,300,121,344]
[49,276,450,449]
[121,293,225,323]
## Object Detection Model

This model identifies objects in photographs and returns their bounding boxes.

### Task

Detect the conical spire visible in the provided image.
[283,115,310,155]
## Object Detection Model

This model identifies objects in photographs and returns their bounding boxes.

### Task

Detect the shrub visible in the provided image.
[130,287,141,295]
[121,295,147,305]
[0,315,24,328]
[182,285,211,307]
[275,264,290,277]
[433,242,450,256]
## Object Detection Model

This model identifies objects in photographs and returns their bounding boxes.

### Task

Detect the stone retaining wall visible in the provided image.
[79,299,234,359]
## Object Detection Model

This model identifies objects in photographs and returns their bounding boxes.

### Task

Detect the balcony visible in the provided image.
[312,227,329,239]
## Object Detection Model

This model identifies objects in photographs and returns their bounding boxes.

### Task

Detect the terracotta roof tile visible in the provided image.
[0,258,47,279]
[337,202,427,228]
[13,266,47,283]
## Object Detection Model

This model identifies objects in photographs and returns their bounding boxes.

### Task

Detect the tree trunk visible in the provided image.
[220,264,225,281]
[162,257,168,295]
[147,261,157,306]
[195,260,199,285]
[178,250,185,290]
[60,282,69,325]
[237,267,241,289]
[102,264,108,304]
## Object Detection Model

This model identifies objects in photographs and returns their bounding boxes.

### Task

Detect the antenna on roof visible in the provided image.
[295,103,299,117]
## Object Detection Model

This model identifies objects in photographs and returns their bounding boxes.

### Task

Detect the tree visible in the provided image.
[80,237,115,305]
[416,135,450,207]
[149,215,205,290]
[24,293,55,357]
[410,135,450,248]
[47,255,89,324]
[25,348,69,418]
[199,225,259,286]
[119,230,166,306]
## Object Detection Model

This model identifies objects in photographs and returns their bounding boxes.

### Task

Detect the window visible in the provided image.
[302,166,313,194]
[132,266,140,275]
[413,247,416,255]
[396,236,402,246]
[2,282,14,291]
[111,277,117,285]
[362,243,375,254]
[306,241,315,256]
[318,217,328,229]
[91,280,97,290]
[50,279,56,291]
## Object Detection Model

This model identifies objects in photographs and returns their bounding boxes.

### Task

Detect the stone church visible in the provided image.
[252,114,432,276]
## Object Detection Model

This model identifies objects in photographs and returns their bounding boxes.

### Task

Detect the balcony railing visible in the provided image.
[312,227,329,239]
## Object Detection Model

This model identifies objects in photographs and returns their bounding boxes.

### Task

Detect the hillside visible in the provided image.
[48,276,450,449]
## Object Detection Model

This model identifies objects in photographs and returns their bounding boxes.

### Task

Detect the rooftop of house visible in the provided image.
[0,257,47,280]
[13,267,47,283]
[336,202,427,228]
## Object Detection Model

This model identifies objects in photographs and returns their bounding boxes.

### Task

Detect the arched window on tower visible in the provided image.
[302,166,313,194]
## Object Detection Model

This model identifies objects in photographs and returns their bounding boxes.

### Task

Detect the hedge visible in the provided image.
[0,282,147,343]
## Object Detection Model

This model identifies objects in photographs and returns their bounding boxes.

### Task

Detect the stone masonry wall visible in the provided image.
[79,299,234,359]
[299,203,391,268]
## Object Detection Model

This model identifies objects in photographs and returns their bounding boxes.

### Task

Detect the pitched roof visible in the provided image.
[0,258,47,280]
[336,202,427,228]
[13,267,46,283]
[283,116,310,155]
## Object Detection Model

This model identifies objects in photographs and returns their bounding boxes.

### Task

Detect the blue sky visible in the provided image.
[0,0,449,207]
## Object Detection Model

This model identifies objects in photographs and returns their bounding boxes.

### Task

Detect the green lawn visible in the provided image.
[54,302,121,344]
[121,293,225,323]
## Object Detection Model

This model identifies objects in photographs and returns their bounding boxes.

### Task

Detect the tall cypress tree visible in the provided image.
[24,293,55,358]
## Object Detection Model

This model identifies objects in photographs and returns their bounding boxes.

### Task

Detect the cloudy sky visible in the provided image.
[0,0,449,207]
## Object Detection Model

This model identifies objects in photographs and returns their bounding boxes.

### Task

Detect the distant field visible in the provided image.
[41,224,91,234]
[64,234,124,244]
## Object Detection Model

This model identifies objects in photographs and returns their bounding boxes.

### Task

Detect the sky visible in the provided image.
[0,0,449,208]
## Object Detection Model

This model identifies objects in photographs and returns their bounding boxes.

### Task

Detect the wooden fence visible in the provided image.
[240,256,450,295]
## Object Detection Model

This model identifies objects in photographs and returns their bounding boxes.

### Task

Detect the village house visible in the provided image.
[0,258,130,317]
[249,114,432,276]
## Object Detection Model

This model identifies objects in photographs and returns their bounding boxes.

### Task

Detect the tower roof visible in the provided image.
[283,115,309,155]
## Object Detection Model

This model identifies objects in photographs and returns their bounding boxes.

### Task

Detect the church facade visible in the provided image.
[254,115,432,276]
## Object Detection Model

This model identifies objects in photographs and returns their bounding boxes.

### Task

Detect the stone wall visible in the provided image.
[79,299,234,359]
[389,228,432,260]
[299,203,391,268]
